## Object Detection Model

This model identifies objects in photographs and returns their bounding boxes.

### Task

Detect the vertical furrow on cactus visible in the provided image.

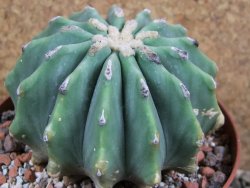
[34,17,107,39]
[132,9,152,34]
[69,5,108,25]
[106,5,125,30]
[136,49,203,172]
[119,54,165,186]
[44,46,111,177]
[151,46,224,133]
[137,20,187,38]
[9,41,91,164]
[5,30,93,106]
[83,53,125,188]
[143,37,218,77]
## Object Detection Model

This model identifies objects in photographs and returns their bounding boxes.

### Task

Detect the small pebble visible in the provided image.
[0,153,11,166]
[201,176,208,188]
[197,150,205,163]
[0,173,7,185]
[18,152,32,163]
[24,145,31,152]
[24,162,31,169]
[52,177,60,184]
[214,146,226,155]
[24,169,36,182]
[34,165,44,172]
[182,181,199,188]
[1,111,15,122]
[10,152,17,160]
[29,160,34,166]
[39,177,49,188]
[210,142,216,147]
[8,165,18,178]
[0,131,5,141]
[211,171,226,184]
[167,177,174,183]
[204,152,217,166]
[54,181,64,188]
[3,135,16,152]
[200,145,213,152]
[63,176,71,186]
[35,171,42,183]
[2,166,8,176]
[18,167,25,176]
[1,183,9,188]
[16,175,23,185]
[14,158,22,168]
[159,182,165,187]
[46,182,54,188]
[0,120,12,128]
[200,167,215,177]
[23,183,30,188]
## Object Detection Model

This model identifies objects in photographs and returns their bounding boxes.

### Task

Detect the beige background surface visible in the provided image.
[0,0,249,169]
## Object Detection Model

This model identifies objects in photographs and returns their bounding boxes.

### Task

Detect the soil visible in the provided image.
[0,110,233,188]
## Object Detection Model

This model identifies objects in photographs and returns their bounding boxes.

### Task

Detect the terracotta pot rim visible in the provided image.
[219,101,241,188]
[0,97,240,187]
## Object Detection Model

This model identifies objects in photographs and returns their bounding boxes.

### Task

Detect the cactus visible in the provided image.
[5,5,224,188]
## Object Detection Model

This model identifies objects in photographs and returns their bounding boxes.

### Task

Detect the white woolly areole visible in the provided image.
[143,8,151,14]
[99,109,106,125]
[105,60,112,80]
[60,25,82,32]
[85,5,94,10]
[45,46,62,59]
[135,31,159,40]
[16,85,21,96]
[122,20,138,35]
[88,18,108,31]
[153,19,167,23]
[49,16,61,22]
[201,108,219,119]
[91,20,158,56]
[114,6,124,17]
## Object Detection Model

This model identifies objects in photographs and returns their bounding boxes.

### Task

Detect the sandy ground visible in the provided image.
[0,0,249,169]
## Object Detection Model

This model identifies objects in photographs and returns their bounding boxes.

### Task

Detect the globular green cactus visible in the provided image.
[5,5,224,188]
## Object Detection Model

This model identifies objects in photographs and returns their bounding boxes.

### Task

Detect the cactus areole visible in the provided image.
[5,5,224,188]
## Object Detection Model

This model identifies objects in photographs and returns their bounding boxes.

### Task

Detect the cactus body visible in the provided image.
[5,5,224,188]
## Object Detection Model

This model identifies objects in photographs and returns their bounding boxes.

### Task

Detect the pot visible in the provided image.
[0,97,240,187]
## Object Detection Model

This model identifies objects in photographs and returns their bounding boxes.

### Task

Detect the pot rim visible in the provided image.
[0,97,241,187]
[219,101,241,188]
